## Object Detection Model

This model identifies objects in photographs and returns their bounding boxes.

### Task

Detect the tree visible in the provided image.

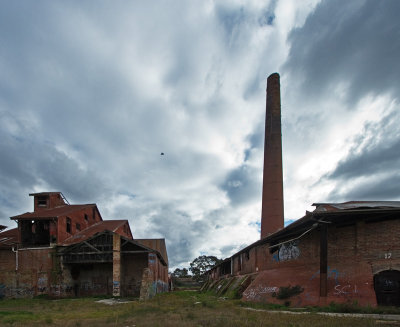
[171,267,189,278]
[189,255,222,282]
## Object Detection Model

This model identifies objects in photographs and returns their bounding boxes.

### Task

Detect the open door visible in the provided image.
[374,270,400,306]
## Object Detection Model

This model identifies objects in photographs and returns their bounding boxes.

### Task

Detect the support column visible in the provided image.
[112,233,121,297]
[320,224,328,299]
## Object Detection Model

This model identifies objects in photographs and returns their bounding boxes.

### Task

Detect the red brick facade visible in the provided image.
[0,192,169,299]
[207,203,400,307]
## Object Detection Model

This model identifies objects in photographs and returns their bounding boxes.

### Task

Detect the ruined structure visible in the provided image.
[204,73,400,307]
[0,192,168,299]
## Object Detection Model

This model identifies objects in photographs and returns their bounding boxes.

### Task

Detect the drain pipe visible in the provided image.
[12,246,18,271]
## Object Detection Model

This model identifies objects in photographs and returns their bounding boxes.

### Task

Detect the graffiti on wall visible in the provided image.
[334,284,358,295]
[113,281,120,296]
[38,276,47,293]
[310,267,341,285]
[0,284,34,298]
[50,284,73,297]
[273,241,300,262]
[243,284,279,301]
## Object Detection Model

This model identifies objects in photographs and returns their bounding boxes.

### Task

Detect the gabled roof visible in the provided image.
[10,204,99,220]
[61,220,131,246]
[136,239,168,265]
[0,228,19,248]
[61,230,168,266]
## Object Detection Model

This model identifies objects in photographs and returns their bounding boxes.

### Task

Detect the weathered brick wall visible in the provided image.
[122,253,147,297]
[139,253,168,300]
[233,217,400,306]
[72,263,113,297]
[0,248,54,298]
[57,207,101,243]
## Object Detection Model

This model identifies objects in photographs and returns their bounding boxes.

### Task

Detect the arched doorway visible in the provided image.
[374,270,400,306]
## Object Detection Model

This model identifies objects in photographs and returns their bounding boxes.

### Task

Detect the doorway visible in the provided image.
[374,270,400,306]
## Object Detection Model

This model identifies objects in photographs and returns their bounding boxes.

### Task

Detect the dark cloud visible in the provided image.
[328,110,400,180]
[0,121,107,228]
[324,108,400,201]
[284,0,400,106]
[328,174,400,202]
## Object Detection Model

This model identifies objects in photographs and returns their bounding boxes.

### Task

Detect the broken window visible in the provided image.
[66,217,71,234]
[76,223,81,231]
[245,250,250,260]
[84,214,88,221]
[20,220,51,247]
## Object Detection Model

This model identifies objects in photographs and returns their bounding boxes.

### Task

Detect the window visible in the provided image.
[66,217,71,234]
[37,196,47,207]
[76,223,81,231]
[245,250,250,260]
[84,214,88,222]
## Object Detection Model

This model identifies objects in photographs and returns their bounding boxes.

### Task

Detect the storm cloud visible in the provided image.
[1,0,400,268]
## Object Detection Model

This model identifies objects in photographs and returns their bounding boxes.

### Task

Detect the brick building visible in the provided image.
[206,201,400,306]
[204,73,400,307]
[0,192,169,299]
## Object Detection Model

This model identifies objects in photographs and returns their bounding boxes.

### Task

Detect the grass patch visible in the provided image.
[0,291,397,326]
[307,301,400,315]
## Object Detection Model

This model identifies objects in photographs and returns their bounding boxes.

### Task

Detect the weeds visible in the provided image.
[0,292,397,326]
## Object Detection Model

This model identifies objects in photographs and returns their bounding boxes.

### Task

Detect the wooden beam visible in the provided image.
[84,241,101,253]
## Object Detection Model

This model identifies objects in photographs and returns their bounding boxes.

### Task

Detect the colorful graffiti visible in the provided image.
[310,266,341,285]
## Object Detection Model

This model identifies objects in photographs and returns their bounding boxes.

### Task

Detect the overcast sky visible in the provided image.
[1,0,400,269]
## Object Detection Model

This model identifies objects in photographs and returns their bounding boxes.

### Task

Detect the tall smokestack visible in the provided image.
[261,73,284,239]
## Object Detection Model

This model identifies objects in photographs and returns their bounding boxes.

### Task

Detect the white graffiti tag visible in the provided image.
[278,241,300,261]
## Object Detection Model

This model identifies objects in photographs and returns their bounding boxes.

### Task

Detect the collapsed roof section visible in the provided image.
[61,220,132,246]
[60,230,168,266]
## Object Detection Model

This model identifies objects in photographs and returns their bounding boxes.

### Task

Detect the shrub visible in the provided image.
[272,285,304,300]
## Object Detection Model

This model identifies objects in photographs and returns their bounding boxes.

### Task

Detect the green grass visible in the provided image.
[0,292,398,326]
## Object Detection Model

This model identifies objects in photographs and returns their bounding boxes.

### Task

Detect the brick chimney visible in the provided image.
[260,73,284,238]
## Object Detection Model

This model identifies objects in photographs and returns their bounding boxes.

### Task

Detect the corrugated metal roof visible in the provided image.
[61,220,131,246]
[135,239,168,265]
[313,201,400,212]
[10,204,97,220]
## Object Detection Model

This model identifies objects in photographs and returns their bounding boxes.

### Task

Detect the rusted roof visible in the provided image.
[136,239,168,265]
[10,204,98,220]
[0,228,19,248]
[61,220,131,246]
[313,201,400,212]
